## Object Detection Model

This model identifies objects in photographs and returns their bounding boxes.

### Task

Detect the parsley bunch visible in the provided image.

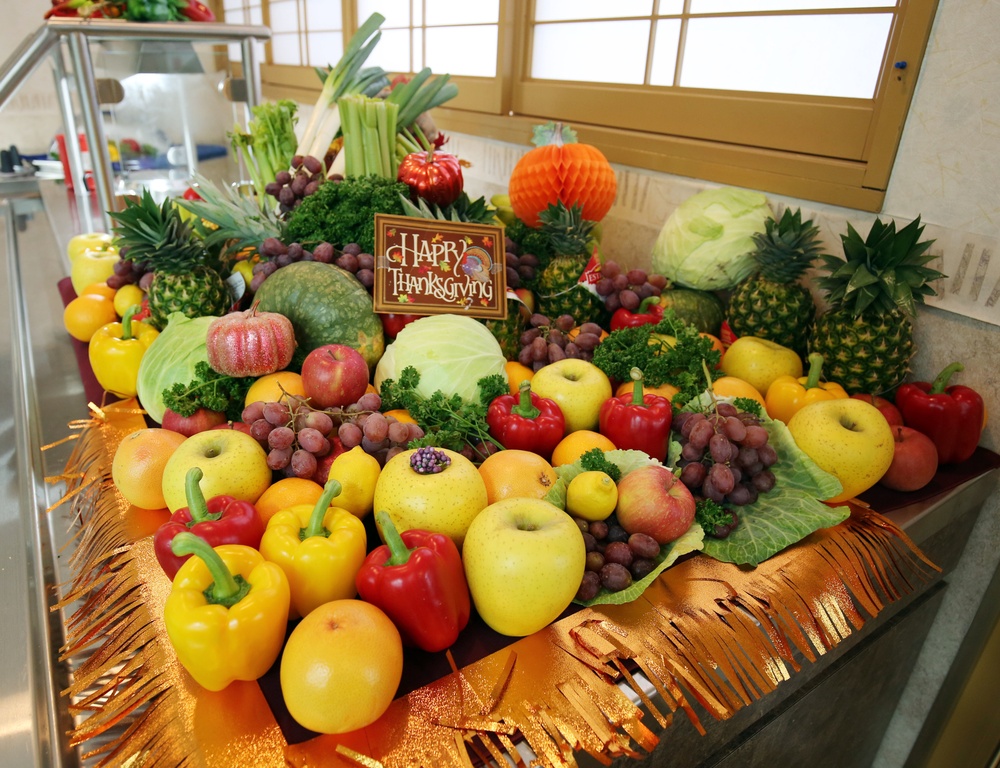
[379,366,509,457]
[161,361,254,422]
[591,309,721,405]
[578,448,622,483]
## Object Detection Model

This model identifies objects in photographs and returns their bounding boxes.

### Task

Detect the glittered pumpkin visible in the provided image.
[507,122,617,227]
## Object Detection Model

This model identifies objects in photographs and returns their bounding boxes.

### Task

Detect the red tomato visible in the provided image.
[380,313,421,339]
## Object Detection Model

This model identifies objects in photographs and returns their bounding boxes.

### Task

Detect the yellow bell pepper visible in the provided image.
[88,304,158,397]
[259,477,368,619]
[765,352,849,423]
[163,533,290,692]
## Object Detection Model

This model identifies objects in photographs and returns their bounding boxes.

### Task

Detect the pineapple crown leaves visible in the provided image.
[751,207,828,281]
[177,174,285,259]
[110,188,216,274]
[816,215,944,318]
[398,192,496,224]
[530,121,578,148]
[537,201,596,256]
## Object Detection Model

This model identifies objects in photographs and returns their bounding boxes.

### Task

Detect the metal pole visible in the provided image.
[49,44,96,233]
[66,31,116,231]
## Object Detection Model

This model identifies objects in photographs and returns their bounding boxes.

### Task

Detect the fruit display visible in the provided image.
[54,16,987,762]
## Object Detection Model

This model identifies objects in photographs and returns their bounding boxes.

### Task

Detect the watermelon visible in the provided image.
[658,288,725,336]
[254,262,384,370]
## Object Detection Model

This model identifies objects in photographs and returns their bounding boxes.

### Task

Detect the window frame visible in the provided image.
[244,0,939,212]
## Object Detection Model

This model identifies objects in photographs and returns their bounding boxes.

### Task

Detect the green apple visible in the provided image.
[160,429,271,513]
[786,399,895,504]
[721,336,803,396]
[490,192,516,227]
[70,243,120,294]
[67,232,114,263]
[530,358,612,433]
[462,498,585,637]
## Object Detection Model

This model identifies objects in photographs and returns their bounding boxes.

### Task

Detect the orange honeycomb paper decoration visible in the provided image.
[508,122,618,227]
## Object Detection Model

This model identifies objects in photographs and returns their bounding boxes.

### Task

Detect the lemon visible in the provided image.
[326,446,381,518]
[113,284,145,318]
[565,471,618,522]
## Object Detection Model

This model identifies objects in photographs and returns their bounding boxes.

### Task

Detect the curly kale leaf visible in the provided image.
[284,175,408,252]
[161,361,253,422]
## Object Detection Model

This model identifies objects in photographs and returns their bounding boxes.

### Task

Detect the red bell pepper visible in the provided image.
[610,296,664,332]
[153,467,266,579]
[598,367,673,462]
[486,380,566,460]
[895,362,984,465]
[178,0,216,21]
[356,512,470,652]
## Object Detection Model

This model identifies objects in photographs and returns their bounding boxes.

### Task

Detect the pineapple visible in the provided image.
[809,216,943,394]
[111,188,231,330]
[178,174,284,258]
[535,202,608,325]
[726,207,826,356]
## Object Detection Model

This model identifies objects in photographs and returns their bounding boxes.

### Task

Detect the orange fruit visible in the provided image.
[384,408,416,424]
[254,477,324,525]
[712,376,766,407]
[504,360,535,396]
[244,371,306,408]
[111,428,187,510]
[63,293,118,342]
[280,599,403,734]
[79,282,116,299]
[615,380,680,400]
[478,449,558,504]
[550,430,617,467]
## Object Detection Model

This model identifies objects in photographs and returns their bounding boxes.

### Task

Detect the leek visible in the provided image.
[295,12,386,164]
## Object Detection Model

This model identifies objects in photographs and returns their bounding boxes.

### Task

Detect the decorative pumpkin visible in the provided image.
[205,303,296,378]
[397,150,464,208]
[507,122,617,227]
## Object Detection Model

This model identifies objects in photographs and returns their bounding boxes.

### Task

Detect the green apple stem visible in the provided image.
[184,467,215,523]
[511,379,541,419]
[376,511,414,566]
[629,367,647,405]
[302,477,343,539]
[929,362,964,394]
[169,531,250,607]
[805,353,825,390]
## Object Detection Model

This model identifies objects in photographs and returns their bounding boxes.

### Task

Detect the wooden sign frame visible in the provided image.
[373,214,507,320]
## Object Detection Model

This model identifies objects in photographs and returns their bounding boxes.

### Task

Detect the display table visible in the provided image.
[3,178,998,768]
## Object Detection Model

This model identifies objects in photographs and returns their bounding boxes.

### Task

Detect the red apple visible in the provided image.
[850,393,904,427]
[878,426,939,492]
[211,421,253,436]
[614,465,696,544]
[161,407,227,436]
[301,344,370,408]
[311,436,346,485]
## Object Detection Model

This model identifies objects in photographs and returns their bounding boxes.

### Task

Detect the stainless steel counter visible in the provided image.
[1,177,997,767]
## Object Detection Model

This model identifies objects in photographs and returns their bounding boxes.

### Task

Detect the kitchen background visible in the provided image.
[0,1,996,766]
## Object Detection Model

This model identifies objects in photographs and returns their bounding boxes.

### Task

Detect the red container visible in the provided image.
[55,133,95,192]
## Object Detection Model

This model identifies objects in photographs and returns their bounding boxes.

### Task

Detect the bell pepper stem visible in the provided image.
[805,353,825,390]
[169,532,249,607]
[302,477,343,539]
[930,362,964,394]
[637,296,661,314]
[511,380,541,419]
[120,304,141,341]
[184,467,211,523]
[376,511,414,566]
[629,367,646,406]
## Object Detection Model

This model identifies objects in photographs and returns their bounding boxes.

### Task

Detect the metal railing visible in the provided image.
[0,18,271,231]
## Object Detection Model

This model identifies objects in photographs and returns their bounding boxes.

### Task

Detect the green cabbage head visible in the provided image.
[652,187,773,290]
[136,312,217,423]
[374,314,506,403]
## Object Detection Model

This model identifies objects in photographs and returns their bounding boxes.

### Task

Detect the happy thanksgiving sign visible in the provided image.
[373,214,507,319]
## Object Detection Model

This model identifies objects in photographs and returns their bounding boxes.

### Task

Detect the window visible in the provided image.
[227,0,940,211]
